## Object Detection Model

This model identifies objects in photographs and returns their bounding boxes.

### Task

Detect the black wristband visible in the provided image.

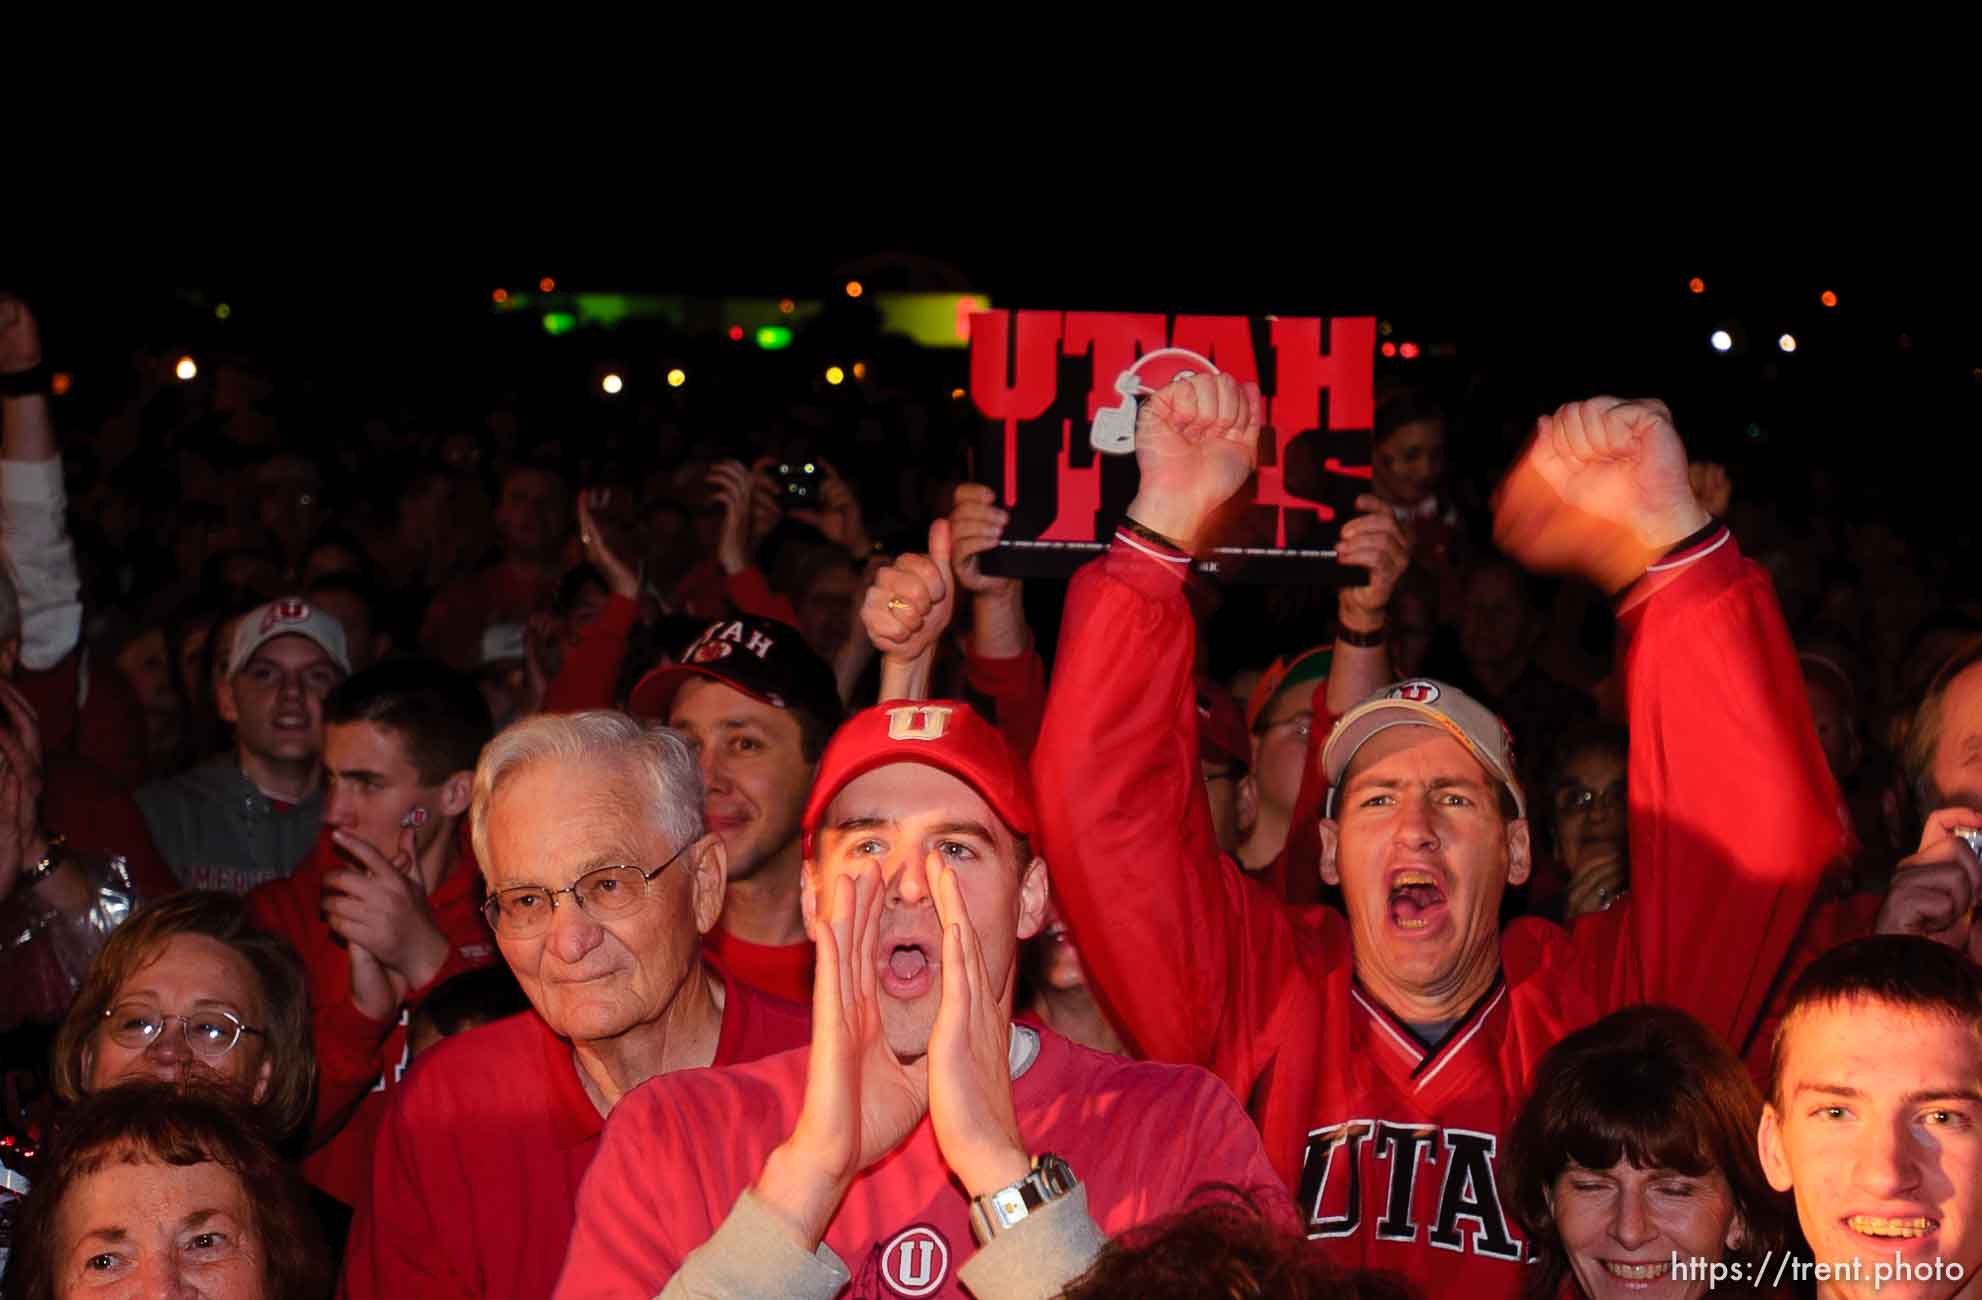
[1612,518,1727,606]
[1336,621,1387,648]
[1120,515,1190,555]
[1658,517,1723,561]
[0,362,51,398]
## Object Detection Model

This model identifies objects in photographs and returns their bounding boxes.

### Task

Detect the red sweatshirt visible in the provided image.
[553,1025,1287,1298]
[341,966,809,1300]
[1030,530,1844,1296]
[245,824,497,1208]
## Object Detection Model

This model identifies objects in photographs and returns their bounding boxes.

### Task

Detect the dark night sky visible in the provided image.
[12,211,1980,566]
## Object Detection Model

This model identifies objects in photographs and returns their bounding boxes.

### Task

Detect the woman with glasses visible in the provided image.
[1544,722,1632,922]
[49,891,314,1141]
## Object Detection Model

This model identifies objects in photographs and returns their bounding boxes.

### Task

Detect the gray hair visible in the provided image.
[0,565,19,644]
[470,710,706,874]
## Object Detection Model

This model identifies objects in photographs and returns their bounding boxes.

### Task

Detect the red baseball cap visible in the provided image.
[801,699,1035,858]
[1245,645,1334,733]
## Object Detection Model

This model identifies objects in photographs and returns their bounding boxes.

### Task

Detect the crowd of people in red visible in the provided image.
[3,286,1980,1300]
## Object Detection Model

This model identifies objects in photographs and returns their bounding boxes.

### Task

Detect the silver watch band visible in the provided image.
[968,1154,1077,1244]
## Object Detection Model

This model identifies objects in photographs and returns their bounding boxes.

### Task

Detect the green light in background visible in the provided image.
[215,303,232,320]
[872,292,992,348]
[575,294,634,328]
[542,313,577,336]
[755,325,793,351]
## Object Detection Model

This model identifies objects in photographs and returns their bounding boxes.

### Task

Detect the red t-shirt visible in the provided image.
[341,966,809,1300]
[553,1025,1287,1298]
[704,925,814,1005]
[245,824,498,1209]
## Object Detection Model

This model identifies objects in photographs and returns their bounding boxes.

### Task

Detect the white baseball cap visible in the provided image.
[1321,678,1526,819]
[229,598,352,678]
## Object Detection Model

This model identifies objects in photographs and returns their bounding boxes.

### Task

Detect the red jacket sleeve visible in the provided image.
[306,913,491,1147]
[309,999,398,1144]
[1031,539,1343,1094]
[542,593,639,713]
[1572,531,1847,1045]
[1741,890,1882,1083]
[245,839,489,1147]
[964,646,1048,757]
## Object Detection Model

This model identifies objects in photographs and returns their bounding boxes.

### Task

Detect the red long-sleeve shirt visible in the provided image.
[341,966,809,1300]
[963,646,1049,758]
[1031,530,1844,1296]
[1741,888,1883,1084]
[245,824,497,1208]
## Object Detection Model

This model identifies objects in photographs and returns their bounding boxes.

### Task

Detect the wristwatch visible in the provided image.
[969,1153,1078,1244]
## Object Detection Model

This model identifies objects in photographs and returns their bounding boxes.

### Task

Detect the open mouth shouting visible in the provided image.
[881,933,939,999]
[1388,868,1448,933]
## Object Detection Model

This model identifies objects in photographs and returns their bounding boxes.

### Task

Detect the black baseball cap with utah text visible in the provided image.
[628,615,845,726]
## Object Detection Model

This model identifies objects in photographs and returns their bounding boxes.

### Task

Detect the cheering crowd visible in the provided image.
[3,287,1981,1300]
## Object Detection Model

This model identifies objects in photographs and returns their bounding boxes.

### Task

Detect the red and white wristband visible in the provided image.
[1114,517,1192,569]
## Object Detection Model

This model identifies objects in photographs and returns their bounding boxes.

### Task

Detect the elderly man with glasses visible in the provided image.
[339,710,811,1300]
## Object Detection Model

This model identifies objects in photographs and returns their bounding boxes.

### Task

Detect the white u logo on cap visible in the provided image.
[886,706,955,742]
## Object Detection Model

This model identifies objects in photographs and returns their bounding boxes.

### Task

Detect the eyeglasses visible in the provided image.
[481,842,691,938]
[100,1003,266,1061]
[1554,783,1627,815]
[1256,712,1313,742]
